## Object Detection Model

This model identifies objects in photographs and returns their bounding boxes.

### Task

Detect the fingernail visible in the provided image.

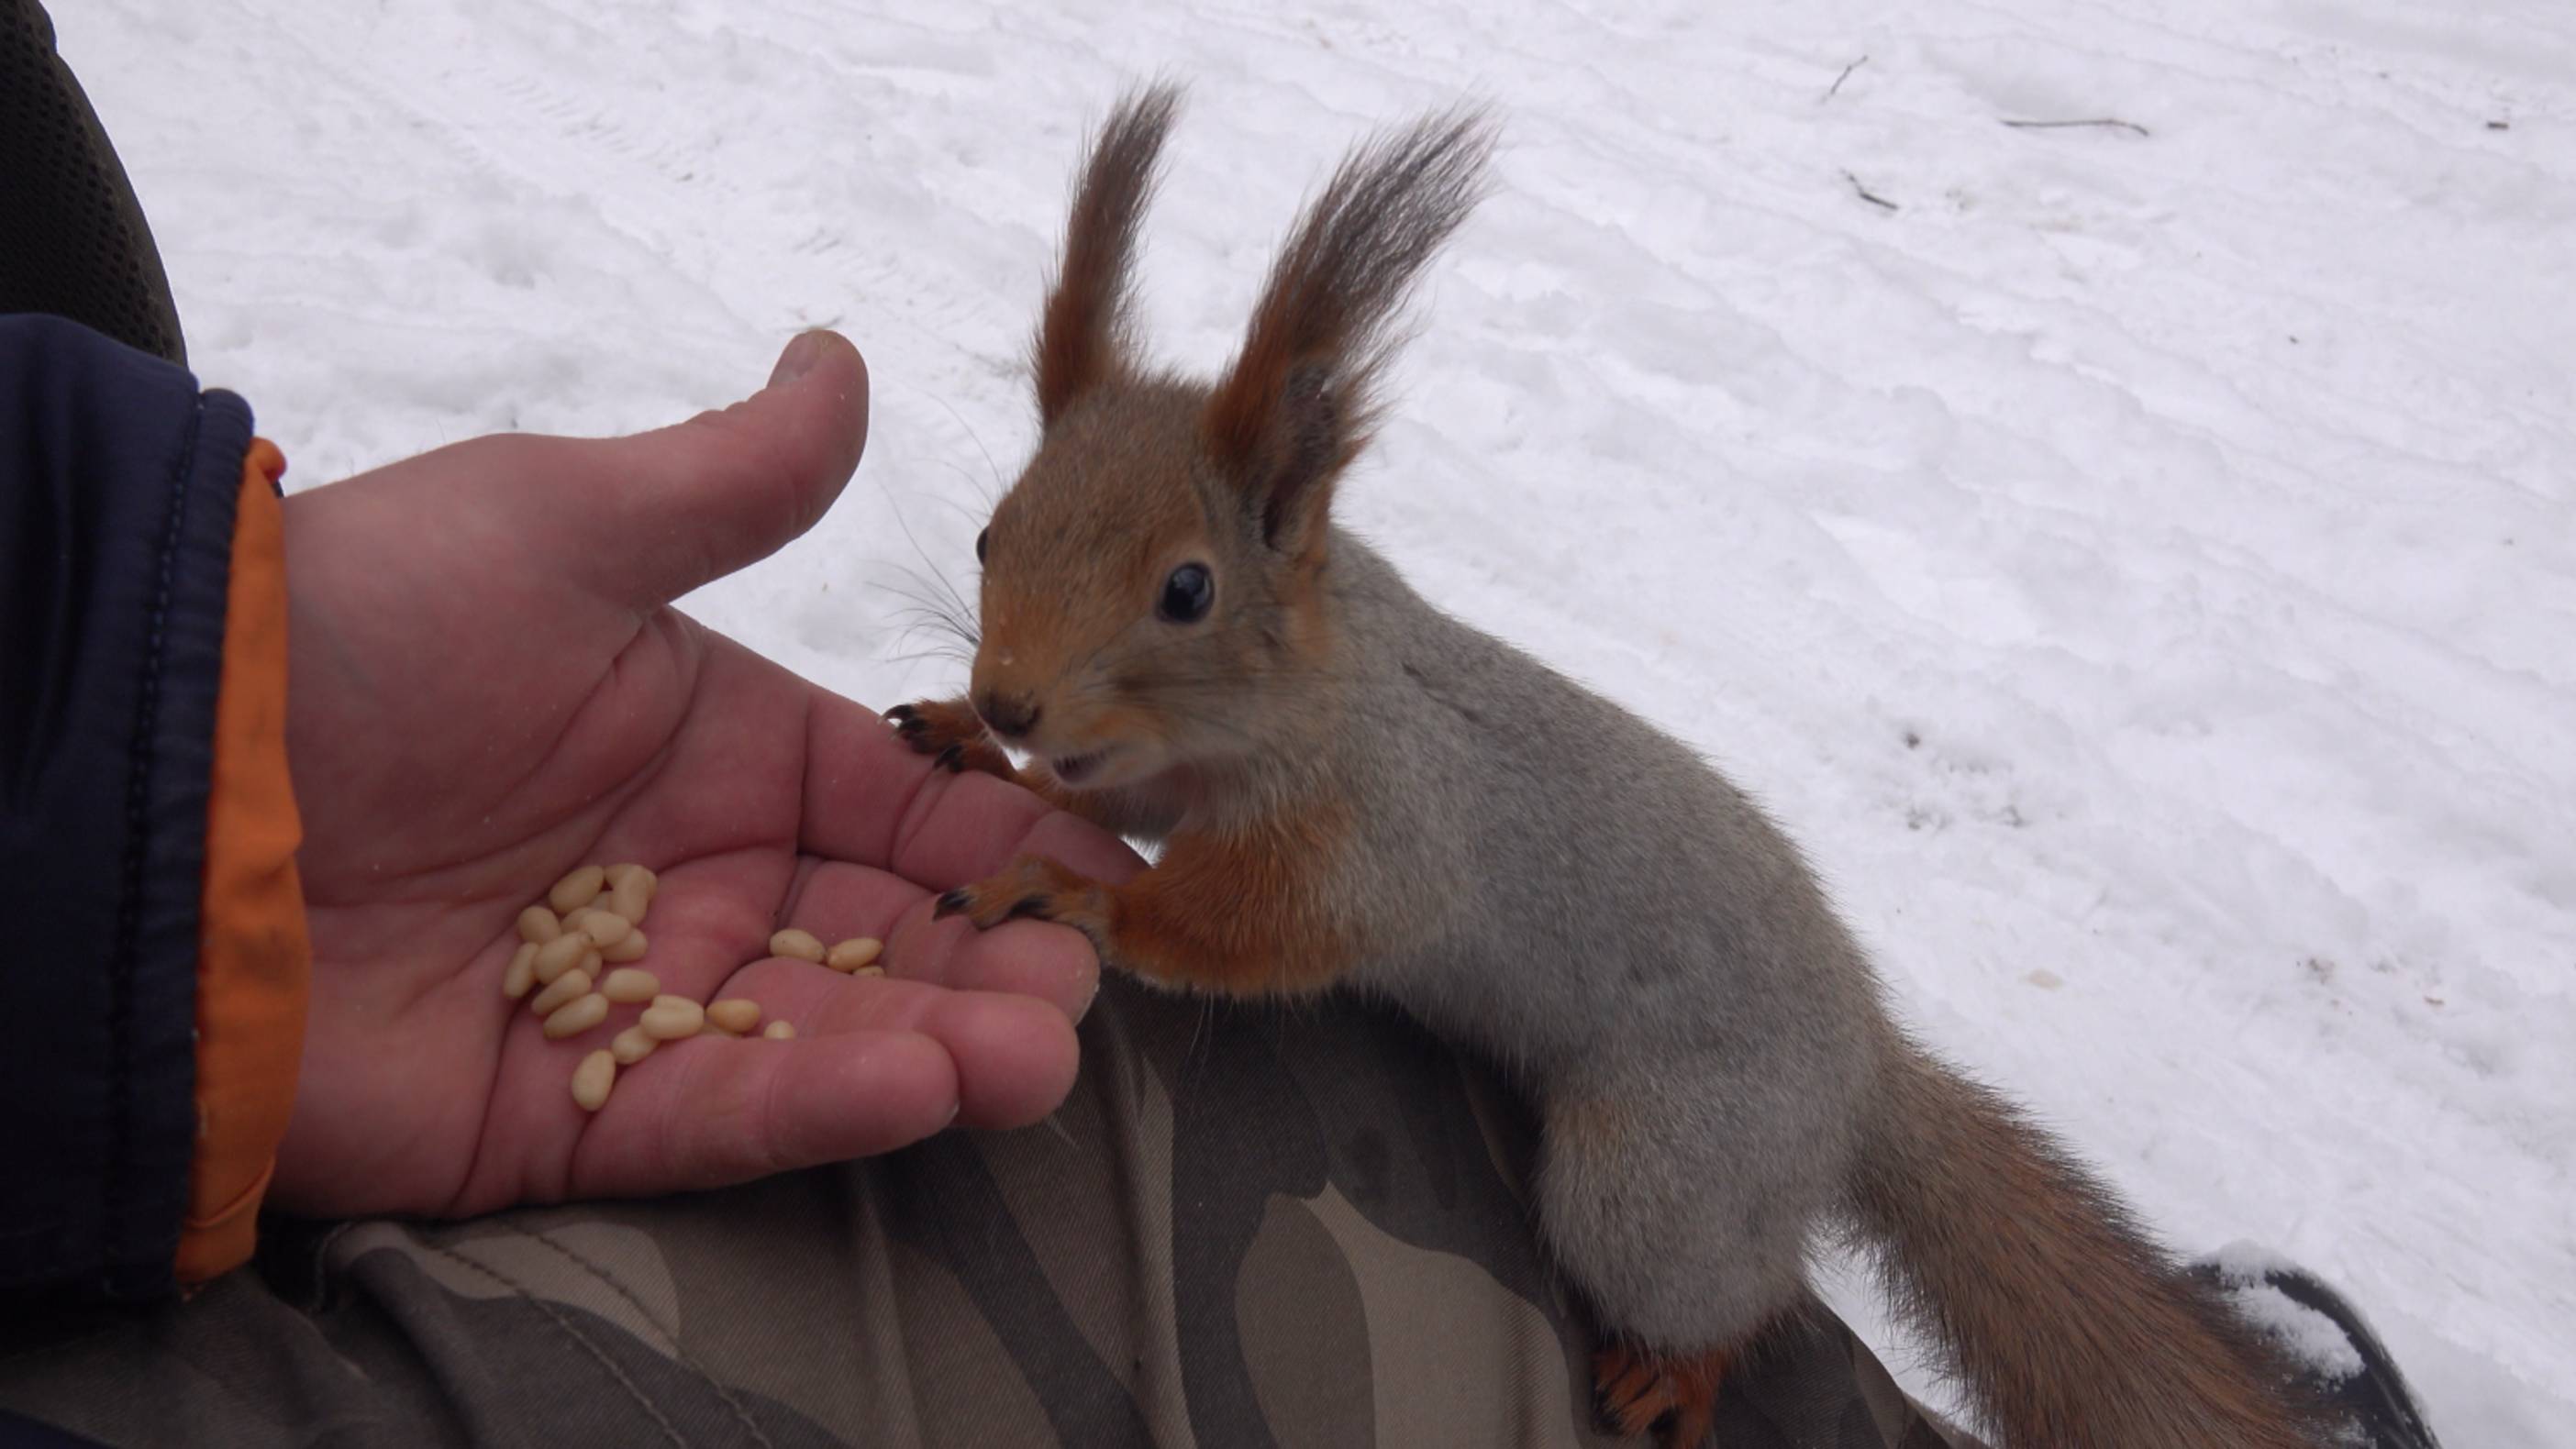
[769,330,832,387]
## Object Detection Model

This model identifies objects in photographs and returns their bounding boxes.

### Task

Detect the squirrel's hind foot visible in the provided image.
[1593,1341,1727,1449]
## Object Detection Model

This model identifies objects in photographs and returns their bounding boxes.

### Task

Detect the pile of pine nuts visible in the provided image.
[504,862,888,1112]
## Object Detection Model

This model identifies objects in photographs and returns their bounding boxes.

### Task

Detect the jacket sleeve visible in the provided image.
[0,313,309,1304]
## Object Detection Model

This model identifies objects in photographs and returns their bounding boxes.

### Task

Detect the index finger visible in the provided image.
[799,689,1146,889]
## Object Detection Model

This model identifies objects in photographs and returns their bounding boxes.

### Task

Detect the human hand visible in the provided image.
[270,331,1142,1219]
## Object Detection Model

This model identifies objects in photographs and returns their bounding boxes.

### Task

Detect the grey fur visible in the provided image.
[1310,534,1883,1349]
[1081,527,1882,1351]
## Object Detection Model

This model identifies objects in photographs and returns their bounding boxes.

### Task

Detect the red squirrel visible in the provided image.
[889,85,2332,1449]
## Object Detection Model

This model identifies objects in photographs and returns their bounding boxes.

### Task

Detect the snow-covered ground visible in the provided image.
[52,0,2573,1441]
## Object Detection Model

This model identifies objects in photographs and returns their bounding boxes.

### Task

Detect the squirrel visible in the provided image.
[887,84,2335,1449]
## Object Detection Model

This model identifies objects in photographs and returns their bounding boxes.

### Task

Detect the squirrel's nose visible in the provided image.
[979,691,1041,740]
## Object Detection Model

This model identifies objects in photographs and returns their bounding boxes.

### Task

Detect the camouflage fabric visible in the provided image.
[0,977,1979,1449]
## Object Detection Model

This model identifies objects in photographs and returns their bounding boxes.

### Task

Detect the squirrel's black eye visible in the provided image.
[975,528,989,564]
[1159,563,1215,624]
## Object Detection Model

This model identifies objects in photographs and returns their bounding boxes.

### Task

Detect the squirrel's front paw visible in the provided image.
[885,698,1018,780]
[933,856,1108,936]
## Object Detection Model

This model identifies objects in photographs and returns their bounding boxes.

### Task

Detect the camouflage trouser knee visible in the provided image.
[0,979,1977,1449]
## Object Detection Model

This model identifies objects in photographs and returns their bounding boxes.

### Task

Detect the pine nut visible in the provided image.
[580,948,602,979]
[517,906,562,945]
[548,865,606,914]
[602,931,649,964]
[533,933,589,984]
[609,868,654,924]
[853,965,885,978]
[542,992,610,1039]
[639,995,705,1040]
[571,1049,616,1111]
[604,863,646,890]
[825,937,883,972]
[530,968,593,1016]
[762,1020,795,1041]
[503,942,539,1000]
[769,929,825,963]
[600,968,659,1003]
[610,1024,660,1065]
[706,998,761,1034]
[575,911,632,949]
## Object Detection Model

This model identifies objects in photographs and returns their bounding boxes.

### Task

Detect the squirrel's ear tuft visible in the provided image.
[1034,83,1183,429]
[1205,105,1495,559]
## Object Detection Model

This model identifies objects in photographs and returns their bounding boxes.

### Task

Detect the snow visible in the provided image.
[2206,1240,2369,1383]
[50,0,2573,1441]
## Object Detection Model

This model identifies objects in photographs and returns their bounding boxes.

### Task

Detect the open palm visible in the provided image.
[266,333,1138,1218]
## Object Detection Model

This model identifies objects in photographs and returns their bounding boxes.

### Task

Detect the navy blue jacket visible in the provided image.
[2,315,264,1305]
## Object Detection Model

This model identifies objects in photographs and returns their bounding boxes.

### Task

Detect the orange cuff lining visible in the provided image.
[174,437,311,1285]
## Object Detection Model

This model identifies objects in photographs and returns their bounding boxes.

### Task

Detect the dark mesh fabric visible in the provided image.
[1,0,187,366]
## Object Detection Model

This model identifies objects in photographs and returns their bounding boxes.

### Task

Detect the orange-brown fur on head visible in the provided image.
[969,85,1496,795]
[1204,104,1496,566]
[972,380,1339,792]
[1030,85,1171,430]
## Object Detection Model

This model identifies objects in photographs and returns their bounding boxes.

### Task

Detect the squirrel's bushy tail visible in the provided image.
[1849,1039,2330,1448]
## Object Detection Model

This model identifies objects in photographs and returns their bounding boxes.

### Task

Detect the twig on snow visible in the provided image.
[2001,117,2151,138]
[1823,56,1869,103]
[1842,170,1898,211]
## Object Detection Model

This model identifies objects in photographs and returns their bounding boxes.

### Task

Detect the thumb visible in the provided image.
[560,329,871,609]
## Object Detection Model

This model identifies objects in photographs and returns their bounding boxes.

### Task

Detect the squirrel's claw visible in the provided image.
[931,856,1105,939]
[888,697,1022,783]
[885,703,935,751]
[1593,1342,1727,1449]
